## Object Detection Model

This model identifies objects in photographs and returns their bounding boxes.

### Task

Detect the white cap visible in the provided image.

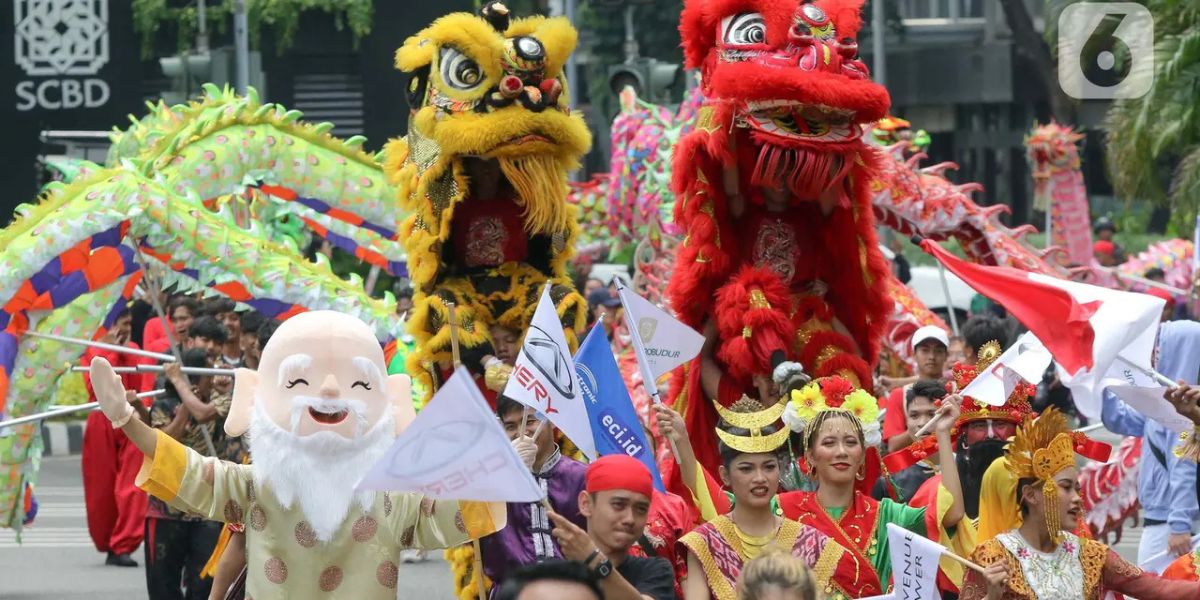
[911,325,949,351]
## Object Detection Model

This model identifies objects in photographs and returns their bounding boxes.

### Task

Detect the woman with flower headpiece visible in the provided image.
[775,376,968,596]
[961,407,1200,600]
[673,400,863,600]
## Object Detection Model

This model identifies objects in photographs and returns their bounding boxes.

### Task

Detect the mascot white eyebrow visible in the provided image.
[88,309,505,598]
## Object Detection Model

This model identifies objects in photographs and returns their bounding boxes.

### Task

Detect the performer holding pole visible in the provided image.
[448,302,489,600]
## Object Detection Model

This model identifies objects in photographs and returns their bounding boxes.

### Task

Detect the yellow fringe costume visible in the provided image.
[385,1,591,398]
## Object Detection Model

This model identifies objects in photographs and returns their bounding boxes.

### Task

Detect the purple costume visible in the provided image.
[479,449,588,596]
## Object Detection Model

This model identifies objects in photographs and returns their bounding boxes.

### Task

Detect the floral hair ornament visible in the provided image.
[781,375,882,447]
[714,398,791,454]
[1004,407,1078,544]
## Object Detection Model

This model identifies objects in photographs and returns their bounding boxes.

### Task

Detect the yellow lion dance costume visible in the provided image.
[386,2,590,395]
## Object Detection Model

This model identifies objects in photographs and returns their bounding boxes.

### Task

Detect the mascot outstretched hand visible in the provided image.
[89,310,504,599]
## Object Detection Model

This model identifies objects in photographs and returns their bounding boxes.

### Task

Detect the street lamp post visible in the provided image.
[234,0,250,94]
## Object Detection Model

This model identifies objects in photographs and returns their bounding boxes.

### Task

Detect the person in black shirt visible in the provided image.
[549,455,677,600]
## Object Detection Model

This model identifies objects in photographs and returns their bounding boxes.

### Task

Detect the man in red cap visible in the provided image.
[548,455,676,600]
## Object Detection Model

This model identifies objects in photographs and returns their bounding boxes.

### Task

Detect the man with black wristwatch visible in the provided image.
[548,455,677,600]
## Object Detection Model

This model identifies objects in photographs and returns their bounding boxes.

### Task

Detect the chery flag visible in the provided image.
[358,366,542,502]
[503,285,596,459]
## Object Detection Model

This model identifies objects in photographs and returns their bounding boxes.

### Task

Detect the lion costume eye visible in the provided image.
[440,47,484,91]
[721,13,766,46]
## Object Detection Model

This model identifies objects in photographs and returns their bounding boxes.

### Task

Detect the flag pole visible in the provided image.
[446,302,487,600]
[615,284,682,461]
[936,262,960,337]
[941,549,987,575]
[1115,355,1176,388]
[26,331,178,362]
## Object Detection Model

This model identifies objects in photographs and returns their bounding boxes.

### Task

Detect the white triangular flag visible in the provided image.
[959,332,1052,406]
[886,523,942,600]
[358,366,543,502]
[503,286,596,459]
[1106,385,1196,434]
[616,284,704,381]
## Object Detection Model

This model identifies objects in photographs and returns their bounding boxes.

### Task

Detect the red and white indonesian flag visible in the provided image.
[357,366,543,502]
[503,286,597,459]
[921,239,1164,418]
[959,332,1052,406]
[616,284,705,384]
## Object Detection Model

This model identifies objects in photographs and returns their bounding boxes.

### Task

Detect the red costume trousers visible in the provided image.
[81,410,148,555]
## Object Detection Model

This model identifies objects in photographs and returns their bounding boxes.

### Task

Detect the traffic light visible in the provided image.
[159,49,265,104]
[159,53,213,104]
[607,58,683,104]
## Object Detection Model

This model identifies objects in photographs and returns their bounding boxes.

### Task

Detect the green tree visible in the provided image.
[131,0,374,57]
[1101,0,1200,234]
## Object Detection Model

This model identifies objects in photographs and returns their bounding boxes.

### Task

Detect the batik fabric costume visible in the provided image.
[386,1,589,394]
[668,0,893,476]
[961,409,1200,600]
[478,447,587,597]
[677,400,864,600]
[774,376,954,597]
[136,431,498,599]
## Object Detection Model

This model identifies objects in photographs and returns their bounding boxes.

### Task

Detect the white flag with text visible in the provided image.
[886,523,942,600]
[358,366,543,502]
[503,286,596,459]
[616,284,705,380]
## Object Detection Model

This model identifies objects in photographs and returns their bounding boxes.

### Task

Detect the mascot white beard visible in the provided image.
[248,394,396,543]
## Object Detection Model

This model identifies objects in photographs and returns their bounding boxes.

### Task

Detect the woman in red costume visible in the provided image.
[674,400,864,600]
[776,377,968,595]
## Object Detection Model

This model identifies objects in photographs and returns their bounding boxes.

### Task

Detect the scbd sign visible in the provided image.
[13,0,111,111]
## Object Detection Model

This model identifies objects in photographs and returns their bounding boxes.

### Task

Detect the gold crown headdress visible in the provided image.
[1004,407,1076,543]
[714,398,790,454]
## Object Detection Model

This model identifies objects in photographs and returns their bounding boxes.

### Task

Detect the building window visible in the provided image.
[899,0,985,21]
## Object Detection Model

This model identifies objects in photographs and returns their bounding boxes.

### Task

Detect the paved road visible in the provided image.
[0,455,455,599]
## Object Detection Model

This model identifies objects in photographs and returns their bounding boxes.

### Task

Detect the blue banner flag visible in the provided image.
[574,324,665,492]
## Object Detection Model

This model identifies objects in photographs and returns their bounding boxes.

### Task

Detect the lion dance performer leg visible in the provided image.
[386,1,590,396]
[669,0,893,474]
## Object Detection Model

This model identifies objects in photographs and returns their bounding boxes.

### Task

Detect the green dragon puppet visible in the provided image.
[0,85,407,532]
[385,2,591,393]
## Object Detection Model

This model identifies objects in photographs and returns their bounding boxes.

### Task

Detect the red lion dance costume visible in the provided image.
[669,0,892,472]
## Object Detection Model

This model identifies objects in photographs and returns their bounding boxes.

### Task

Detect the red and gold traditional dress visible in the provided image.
[677,515,862,600]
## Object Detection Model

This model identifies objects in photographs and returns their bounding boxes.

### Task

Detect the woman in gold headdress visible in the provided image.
[961,407,1200,599]
[674,401,862,600]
